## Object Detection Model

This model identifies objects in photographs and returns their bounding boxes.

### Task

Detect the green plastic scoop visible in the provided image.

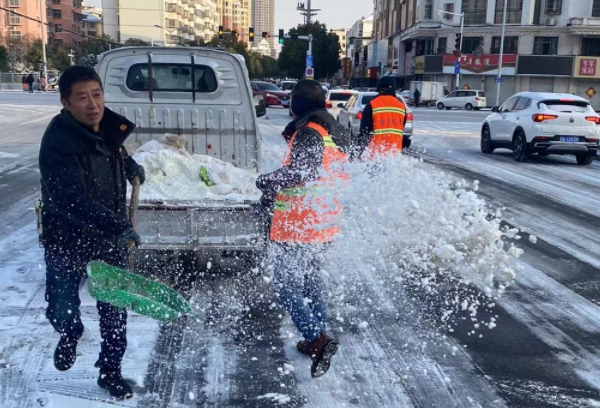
[87,260,192,321]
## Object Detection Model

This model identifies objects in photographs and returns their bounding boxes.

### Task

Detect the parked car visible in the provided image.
[326,89,356,118]
[337,91,414,149]
[250,81,290,107]
[481,92,599,165]
[437,90,486,111]
[280,80,297,93]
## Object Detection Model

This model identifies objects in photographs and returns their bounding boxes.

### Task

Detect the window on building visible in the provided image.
[8,0,20,7]
[533,36,558,55]
[462,36,483,54]
[494,0,523,24]
[546,0,562,14]
[462,0,487,25]
[10,30,22,39]
[52,9,62,19]
[55,25,63,32]
[52,0,60,3]
[594,0,600,17]
[442,3,455,20]
[437,37,447,54]
[9,14,21,25]
[491,36,519,54]
[424,0,433,20]
[581,37,600,56]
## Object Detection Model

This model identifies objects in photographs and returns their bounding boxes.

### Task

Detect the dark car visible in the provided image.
[250,81,289,108]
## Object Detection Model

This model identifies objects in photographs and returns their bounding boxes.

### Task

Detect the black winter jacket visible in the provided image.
[39,108,138,256]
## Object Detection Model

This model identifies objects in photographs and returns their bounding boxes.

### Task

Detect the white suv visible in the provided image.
[481,92,600,165]
[437,90,486,111]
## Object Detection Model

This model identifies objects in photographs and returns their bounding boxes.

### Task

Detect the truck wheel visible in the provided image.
[465,103,473,111]
[576,155,594,166]
[437,103,444,110]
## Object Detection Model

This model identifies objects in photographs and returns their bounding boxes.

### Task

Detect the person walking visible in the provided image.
[353,76,407,160]
[413,87,421,107]
[39,66,145,399]
[27,73,35,93]
[22,73,28,92]
[40,75,47,92]
[256,79,348,378]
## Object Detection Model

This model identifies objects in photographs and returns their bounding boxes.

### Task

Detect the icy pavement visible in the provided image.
[3,99,600,407]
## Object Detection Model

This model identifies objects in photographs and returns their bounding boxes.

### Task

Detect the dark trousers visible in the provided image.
[45,248,127,371]
[28,84,33,93]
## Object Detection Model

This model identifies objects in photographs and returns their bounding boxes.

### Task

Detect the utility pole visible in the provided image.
[496,0,508,107]
[297,0,320,25]
[39,0,48,81]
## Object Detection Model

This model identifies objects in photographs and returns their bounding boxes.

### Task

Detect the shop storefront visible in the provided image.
[574,56,600,111]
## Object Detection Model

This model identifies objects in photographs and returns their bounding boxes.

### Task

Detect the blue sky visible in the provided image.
[86,0,373,31]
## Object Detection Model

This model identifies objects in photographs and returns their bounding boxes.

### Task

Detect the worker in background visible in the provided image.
[256,79,348,378]
[353,76,407,161]
[414,87,421,107]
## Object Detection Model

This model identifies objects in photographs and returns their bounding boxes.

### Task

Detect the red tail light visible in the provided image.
[532,114,558,122]
[589,138,599,143]
[586,116,600,124]
[475,97,482,101]
[326,101,332,109]
[406,112,414,121]
[356,111,363,120]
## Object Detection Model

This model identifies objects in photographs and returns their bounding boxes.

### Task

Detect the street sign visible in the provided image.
[305,67,314,80]
[306,55,313,68]
[495,77,503,83]
[586,87,597,98]
[454,61,460,74]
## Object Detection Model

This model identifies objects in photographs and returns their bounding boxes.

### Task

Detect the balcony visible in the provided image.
[568,17,600,35]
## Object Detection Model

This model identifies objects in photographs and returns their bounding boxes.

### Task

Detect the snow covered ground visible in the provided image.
[2,95,600,407]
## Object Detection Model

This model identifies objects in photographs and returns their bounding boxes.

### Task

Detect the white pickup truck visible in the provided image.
[96,46,266,273]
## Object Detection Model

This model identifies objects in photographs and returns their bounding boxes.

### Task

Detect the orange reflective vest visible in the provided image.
[366,95,406,158]
[270,123,348,244]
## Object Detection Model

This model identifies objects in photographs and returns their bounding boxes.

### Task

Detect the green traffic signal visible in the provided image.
[278,29,284,44]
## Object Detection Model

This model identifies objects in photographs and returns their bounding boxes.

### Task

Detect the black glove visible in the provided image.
[256,174,271,191]
[125,157,146,185]
[116,227,141,258]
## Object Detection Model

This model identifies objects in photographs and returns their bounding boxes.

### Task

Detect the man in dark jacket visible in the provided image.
[39,66,145,399]
[27,73,35,92]
[256,80,348,378]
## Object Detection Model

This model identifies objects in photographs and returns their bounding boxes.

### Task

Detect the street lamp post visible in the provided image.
[39,0,48,82]
[438,10,464,91]
[496,0,508,107]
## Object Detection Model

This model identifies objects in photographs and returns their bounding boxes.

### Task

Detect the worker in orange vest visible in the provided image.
[353,76,406,160]
[256,79,348,378]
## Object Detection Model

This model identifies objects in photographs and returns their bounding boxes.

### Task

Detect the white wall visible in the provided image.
[102,0,119,41]
[119,0,162,44]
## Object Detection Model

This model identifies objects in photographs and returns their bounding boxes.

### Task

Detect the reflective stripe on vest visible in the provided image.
[270,122,348,243]
[366,95,406,158]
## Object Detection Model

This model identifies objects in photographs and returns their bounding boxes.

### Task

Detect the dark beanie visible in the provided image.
[291,79,326,117]
[378,76,396,94]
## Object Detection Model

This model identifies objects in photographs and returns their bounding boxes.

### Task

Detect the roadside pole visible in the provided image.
[496,0,508,107]
[39,0,48,82]
[455,13,464,91]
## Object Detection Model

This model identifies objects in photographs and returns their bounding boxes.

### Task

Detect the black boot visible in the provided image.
[53,335,81,371]
[308,332,339,378]
[98,369,133,400]
[296,340,311,356]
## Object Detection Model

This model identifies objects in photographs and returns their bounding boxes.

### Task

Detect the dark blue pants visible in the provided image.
[45,248,127,371]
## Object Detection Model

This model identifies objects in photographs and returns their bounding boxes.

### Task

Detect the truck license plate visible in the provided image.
[560,136,579,143]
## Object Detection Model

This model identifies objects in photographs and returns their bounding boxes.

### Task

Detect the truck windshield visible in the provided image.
[126,63,218,92]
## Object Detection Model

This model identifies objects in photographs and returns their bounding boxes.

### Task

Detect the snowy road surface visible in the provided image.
[2,93,600,407]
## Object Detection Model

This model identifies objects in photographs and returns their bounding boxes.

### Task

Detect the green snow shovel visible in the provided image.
[86,176,192,322]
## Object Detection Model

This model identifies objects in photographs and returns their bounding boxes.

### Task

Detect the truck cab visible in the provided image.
[96,46,265,273]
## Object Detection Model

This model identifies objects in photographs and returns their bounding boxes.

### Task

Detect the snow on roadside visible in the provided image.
[0,152,18,159]
[131,140,261,202]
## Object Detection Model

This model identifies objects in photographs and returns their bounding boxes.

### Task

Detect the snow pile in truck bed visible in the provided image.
[132,140,261,202]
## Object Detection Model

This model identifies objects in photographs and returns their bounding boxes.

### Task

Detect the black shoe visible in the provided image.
[309,332,339,378]
[98,370,133,400]
[297,340,311,356]
[53,335,80,371]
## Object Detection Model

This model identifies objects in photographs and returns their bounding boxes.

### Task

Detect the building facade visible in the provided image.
[0,0,48,43]
[47,0,83,45]
[346,15,374,86]
[330,28,348,59]
[251,0,275,55]
[370,0,600,108]
[103,0,218,46]
[82,5,103,38]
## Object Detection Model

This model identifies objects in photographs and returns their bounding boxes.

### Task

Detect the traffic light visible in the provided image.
[455,33,461,50]
[232,30,239,40]
[219,25,224,40]
[262,31,270,39]
[278,29,284,44]
[249,27,255,42]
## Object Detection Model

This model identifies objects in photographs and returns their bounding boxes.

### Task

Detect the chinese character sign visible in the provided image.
[580,59,597,76]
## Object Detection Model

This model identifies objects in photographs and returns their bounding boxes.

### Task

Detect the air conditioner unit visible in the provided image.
[545,18,556,26]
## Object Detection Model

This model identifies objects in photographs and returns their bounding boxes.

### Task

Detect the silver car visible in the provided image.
[336,92,414,148]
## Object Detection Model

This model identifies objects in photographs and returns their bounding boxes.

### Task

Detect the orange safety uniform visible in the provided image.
[365,95,406,158]
[270,123,348,244]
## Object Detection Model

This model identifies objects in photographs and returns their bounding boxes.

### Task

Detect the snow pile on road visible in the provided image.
[326,155,523,328]
[132,140,261,202]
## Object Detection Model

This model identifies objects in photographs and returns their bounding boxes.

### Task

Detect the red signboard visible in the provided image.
[443,54,517,74]
[580,58,598,76]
